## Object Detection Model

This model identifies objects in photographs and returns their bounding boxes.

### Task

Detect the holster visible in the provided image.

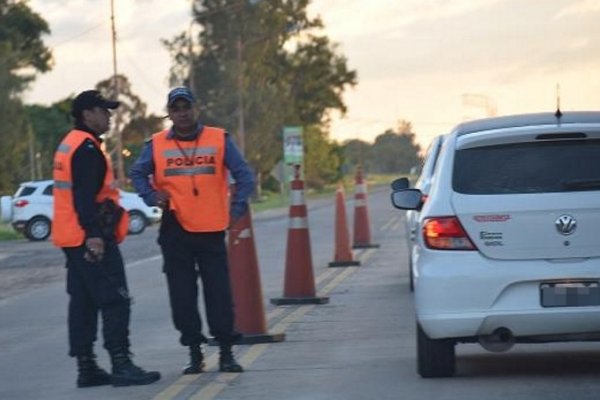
[96,199,124,241]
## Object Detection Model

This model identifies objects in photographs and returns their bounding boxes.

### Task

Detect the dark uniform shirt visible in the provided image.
[71,122,106,239]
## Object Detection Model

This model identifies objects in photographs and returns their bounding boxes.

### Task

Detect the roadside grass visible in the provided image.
[250,172,402,213]
[0,173,406,242]
[0,222,20,241]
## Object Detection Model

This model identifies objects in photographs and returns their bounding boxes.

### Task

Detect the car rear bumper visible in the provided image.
[419,308,600,340]
[145,208,162,224]
[146,215,162,224]
[11,221,26,233]
[415,251,600,339]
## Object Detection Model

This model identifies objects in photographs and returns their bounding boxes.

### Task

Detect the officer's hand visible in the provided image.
[228,215,242,231]
[84,237,105,263]
[155,191,171,210]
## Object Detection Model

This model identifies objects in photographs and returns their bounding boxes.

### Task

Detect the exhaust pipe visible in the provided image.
[478,327,515,352]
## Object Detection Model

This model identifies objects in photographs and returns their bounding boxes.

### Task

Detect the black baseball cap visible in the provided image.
[71,90,120,118]
[167,87,196,108]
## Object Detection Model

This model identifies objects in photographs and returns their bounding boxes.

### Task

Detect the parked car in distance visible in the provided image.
[0,180,162,241]
[391,134,446,291]
[391,111,600,378]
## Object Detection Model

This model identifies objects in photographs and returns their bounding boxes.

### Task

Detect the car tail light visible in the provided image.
[14,199,29,208]
[422,216,476,250]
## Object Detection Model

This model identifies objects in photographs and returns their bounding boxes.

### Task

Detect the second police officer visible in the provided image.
[129,87,254,374]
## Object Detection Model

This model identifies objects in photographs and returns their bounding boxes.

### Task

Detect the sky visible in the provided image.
[25,0,600,149]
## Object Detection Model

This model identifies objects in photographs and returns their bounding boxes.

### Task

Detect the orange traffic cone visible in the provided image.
[352,166,380,249]
[227,210,286,344]
[271,165,329,305]
[329,184,360,267]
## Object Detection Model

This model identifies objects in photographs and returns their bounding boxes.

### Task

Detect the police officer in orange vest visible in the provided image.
[129,87,254,374]
[53,90,161,388]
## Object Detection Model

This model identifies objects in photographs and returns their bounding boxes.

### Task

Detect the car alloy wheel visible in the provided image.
[25,216,51,241]
[127,210,147,235]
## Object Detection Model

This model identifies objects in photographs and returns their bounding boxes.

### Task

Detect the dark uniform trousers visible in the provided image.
[64,242,131,357]
[158,214,238,347]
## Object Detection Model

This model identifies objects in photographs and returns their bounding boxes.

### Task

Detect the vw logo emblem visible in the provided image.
[555,214,577,236]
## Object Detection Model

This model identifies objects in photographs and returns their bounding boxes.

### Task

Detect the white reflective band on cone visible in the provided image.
[237,228,252,239]
[355,199,367,207]
[354,183,366,193]
[290,190,305,206]
[288,217,308,229]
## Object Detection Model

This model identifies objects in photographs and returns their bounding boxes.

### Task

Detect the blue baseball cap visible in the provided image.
[167,87,196,108]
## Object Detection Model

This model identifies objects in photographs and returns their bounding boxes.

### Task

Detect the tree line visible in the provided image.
[0,0,421,196]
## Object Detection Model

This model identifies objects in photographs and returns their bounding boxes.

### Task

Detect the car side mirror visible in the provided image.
[390,177,410,191]
[390,188,423,210]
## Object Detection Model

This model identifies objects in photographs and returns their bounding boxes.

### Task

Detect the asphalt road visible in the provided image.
[2,187,600,400]
[0,225,164,300]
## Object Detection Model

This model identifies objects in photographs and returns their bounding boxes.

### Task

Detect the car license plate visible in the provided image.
[541,281,600,307]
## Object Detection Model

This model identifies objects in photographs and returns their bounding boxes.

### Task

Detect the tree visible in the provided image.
[303,125,342,189]
[340,120,422,176]
[96,74,147,130]
[342,138,372,172]
[284,36,356,126]
[164,0,356,189]
[370,120,422,174]
[94,75,165,180]
[120,114,165,178]
[0,0,52,193]
[0,99,30,189]
[0,0,52,89]
[24,98,72,179]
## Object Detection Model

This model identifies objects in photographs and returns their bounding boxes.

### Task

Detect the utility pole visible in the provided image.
[192,0,263,157]
[188,20,195,90]
[461,93,497,121]
[28,129,36,181]
[110,0,125,187]
[236,36,245,156]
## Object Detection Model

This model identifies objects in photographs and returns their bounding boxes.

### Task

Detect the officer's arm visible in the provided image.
[224,133,255,219]
[71,140,104,238]
[129,140,159,206]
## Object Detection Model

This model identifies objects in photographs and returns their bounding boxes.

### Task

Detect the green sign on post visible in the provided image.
[283,126,304,183]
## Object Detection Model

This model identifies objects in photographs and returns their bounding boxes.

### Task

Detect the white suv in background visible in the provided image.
[392,134,446,291]
[391,112,600,378]
[0,180,162,241]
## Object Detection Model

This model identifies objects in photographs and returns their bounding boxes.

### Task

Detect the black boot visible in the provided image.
[183,345,204,375]
[110,351,161,387]
[76,353,111,388]
[219,345,243,373]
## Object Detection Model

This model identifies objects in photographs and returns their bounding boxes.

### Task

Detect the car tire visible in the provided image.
[417,322,455,378]
[127,210,147,235]
[24,216,51,241]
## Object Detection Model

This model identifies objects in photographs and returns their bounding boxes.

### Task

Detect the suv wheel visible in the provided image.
[417,323,455,378]
[127,210,147,235]
[25,216,51,241]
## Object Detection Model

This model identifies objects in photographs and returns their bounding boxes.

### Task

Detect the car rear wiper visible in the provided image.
[562,179,600,190]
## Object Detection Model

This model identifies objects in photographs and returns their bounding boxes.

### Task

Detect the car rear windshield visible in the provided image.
[42,184,53,195]
[453,139,600,194]
[15,186,36,197]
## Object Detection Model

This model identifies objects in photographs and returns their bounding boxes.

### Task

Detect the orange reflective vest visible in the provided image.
[152,126,229,232]
[52,130,129,247]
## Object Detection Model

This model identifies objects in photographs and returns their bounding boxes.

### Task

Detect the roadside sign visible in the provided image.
[283,126,303,183]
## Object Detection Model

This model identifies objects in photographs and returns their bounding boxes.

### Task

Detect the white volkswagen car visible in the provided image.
[0,180,162,241]
[392,134,446,291]
[391,111,600,378]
